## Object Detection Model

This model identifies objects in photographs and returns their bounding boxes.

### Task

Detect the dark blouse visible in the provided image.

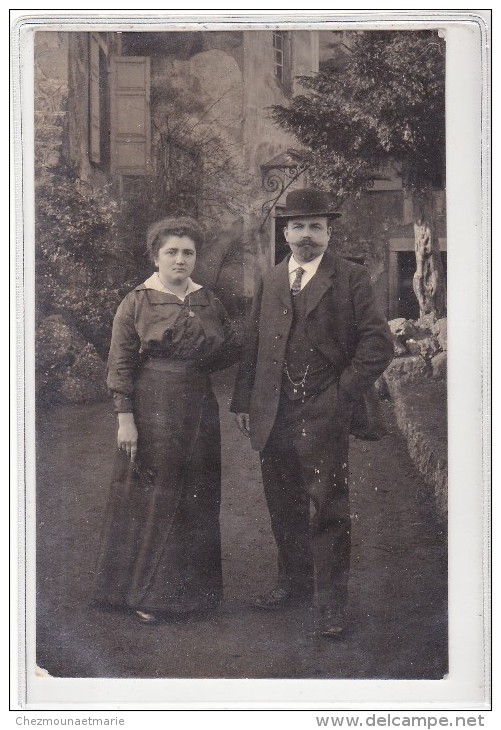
[107,283,240,413]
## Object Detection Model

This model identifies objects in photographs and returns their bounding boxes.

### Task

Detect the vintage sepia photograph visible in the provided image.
[12,11,489,708]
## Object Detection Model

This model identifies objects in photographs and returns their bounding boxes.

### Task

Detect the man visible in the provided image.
[231,188,393,637]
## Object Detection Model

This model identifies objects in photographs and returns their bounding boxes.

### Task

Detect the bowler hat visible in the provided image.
[279,188,341,219]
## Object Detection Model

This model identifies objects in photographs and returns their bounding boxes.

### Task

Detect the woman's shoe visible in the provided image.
[134,609,160,624]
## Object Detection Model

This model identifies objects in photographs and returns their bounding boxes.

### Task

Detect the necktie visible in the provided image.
[291,266,305,297]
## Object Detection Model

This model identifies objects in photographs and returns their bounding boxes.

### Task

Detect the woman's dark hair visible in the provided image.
[146,216,205,263]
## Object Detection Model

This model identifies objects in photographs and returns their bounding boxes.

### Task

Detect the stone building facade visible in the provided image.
[34,28,445,321]
[34,30,320,317]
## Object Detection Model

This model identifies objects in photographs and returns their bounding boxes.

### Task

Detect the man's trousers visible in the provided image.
[260,381,352,613]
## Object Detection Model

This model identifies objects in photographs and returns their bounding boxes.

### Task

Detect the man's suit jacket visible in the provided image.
[231,249,394,452]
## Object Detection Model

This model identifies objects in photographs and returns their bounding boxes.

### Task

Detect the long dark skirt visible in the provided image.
[93,366,223,614]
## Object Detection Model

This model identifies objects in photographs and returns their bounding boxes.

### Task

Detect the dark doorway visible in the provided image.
[274,214,289,265]
[397,252,420,320]
[396,252,447,320]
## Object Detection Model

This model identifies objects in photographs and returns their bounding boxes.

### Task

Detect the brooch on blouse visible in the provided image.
[185,294,195,317]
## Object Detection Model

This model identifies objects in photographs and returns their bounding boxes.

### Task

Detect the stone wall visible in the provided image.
[66,33,91,180]
[382,314,448,518]
[34,32,69,171]
[67,32,122,184]
[35,31,122,185]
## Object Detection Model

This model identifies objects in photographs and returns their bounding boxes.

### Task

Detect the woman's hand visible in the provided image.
[117,412,138,462]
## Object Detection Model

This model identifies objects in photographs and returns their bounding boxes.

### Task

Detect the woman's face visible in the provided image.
[155,235,197,288]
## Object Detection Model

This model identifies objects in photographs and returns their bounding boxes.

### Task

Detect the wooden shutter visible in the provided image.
[89,35,101,164]
[110,56,151,175]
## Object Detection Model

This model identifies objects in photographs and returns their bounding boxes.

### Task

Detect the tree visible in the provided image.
[271,30,446,318]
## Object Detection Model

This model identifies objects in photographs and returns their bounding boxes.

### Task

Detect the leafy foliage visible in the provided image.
[35,164,140,357]
[271,31,445,203]
[35,317,108,405]
[147,77,249,224]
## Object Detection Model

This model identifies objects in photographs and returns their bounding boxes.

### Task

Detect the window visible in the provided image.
[273,31,291,93]
[89,34,151,176]
[273,211,289,265]
[273,31,285,85]
[110,56,151,175]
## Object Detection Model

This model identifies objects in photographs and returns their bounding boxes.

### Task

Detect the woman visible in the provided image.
[93,216,240,623]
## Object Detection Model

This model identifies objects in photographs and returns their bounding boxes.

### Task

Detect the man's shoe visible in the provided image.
[319,609,345,638]
[253,587,292,610]
[253,586,313,610]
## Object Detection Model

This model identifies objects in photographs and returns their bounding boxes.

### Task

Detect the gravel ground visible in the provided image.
[36,368,447,679]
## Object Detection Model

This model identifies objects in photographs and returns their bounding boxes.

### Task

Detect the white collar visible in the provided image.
[288,253,325,275]
[143,273,203,300]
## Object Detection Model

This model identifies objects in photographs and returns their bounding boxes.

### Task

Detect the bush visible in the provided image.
[60,344,108,404]
[35,164,145,403]
[35,316,87,405]
[36,165,143,363]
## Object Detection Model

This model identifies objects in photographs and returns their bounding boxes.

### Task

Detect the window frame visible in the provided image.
[273,30,292,94]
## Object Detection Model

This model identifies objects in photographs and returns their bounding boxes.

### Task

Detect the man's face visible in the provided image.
[284,217,332,264]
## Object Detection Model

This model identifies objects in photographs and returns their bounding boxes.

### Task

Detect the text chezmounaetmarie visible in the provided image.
[16,719,126,727]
